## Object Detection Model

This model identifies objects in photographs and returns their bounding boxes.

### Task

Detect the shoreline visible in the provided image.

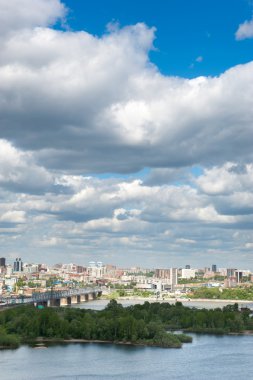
[104,296,253,304]
[29,338,181,349]
[2,330,253,351]
[21,330,253,349]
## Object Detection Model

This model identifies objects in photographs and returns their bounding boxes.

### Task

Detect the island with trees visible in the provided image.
[0,300,252,349]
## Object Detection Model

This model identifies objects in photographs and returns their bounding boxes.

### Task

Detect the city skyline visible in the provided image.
[2,256,252,275]
[0,0,253,268]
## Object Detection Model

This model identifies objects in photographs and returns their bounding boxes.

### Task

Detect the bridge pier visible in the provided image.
[67,296,71,305]
[60,298,68,306]
[47,299,60,307]
[88,292,96,300]
[71,295,78,304]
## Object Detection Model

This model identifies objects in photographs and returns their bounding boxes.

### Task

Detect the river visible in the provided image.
[0,334,252,380]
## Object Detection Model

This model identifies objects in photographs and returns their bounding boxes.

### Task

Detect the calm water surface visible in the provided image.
[0,335,253,380]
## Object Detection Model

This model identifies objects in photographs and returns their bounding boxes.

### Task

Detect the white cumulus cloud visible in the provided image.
[236,17,253,40]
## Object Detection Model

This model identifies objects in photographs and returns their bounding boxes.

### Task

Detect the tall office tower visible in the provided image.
[155,269,171,279]
[212,264,217,273]
[154,268,178,287]
[227,268,236,277]
[13,257,23,272]
[235,270,243,283]
[0,257,6,267]
[170,268,178,287]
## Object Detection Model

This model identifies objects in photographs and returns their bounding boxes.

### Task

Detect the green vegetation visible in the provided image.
[126,271,155,277]
[0,300,252,349]
[0,327,20,349]
[106,289,154,299]
[177,333,193,343]
[27,281,39,288]
[178,275,226,285]
[190,286,253,300]
[214,275,226,281]
[0,301,192,349]
[178,278,206,284]
[16,278,26,288]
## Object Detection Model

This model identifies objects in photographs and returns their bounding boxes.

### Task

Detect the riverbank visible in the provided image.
[103,296,253,305]
[2,330,252,351]
[31,337,186,349]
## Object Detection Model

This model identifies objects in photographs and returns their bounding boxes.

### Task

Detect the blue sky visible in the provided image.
[64,0,253,77]
[0,0,253,269]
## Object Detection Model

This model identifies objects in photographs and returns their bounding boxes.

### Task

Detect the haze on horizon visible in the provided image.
[0,0,253,269]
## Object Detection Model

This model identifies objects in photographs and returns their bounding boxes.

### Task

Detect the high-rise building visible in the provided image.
[155,269,171,279]
[212,264,217,273]
[155,268,178,288]
[87,261,106,278]
[13,257,23,272]
[185,265,191,269]
[227,268,236,277]
[0,257,6,267]
[235,270,243,283]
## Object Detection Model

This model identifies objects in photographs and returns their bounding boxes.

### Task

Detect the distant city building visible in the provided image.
[196,269,205,276]
[170,268,178,288]
[212,264,217,273]
[0,257,6,267]
[23,264,39,274]
[203,271,215,279]
[155,269,171,279]
[224,277,237,288]
[13,258,23,272]
[62,263,77,272]
[235,270,243,283]
[128,267,141,273]
[227,268,236,277]
[38,264,48,272]
[185,265,191,269]
[155,268,178,288]
[6,265,13,276]
[218,268,227,276]
[76,265,86,273]
[87,261,106,279]
[181,268,196,279]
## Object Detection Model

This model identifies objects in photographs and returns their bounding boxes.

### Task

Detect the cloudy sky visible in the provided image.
[0,0,253,269]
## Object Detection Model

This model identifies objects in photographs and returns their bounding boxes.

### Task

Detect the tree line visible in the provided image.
[190,286,253,300]
[0,300,252,349]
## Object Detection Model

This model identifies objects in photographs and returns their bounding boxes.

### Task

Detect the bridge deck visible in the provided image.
[0,287,101,306]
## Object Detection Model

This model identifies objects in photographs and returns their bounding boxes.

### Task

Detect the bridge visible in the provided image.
[0,287,102,307]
